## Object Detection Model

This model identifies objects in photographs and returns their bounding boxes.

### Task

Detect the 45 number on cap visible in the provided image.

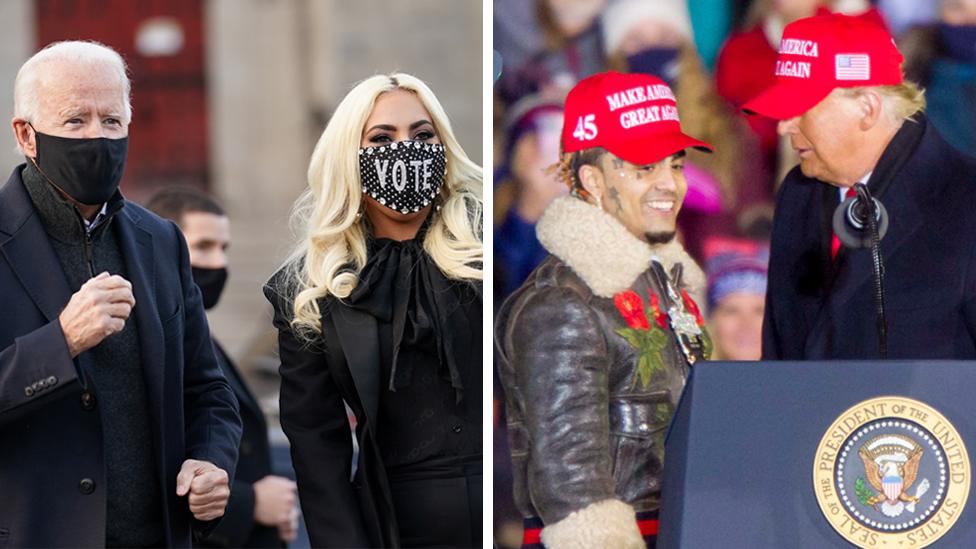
[573,114,598,141]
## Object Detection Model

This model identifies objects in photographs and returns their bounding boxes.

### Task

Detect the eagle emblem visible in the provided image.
[856,434,930,518]
[815,397,969,548]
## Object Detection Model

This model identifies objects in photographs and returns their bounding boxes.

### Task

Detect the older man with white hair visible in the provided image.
[745,13,976,359]
[0,41,241,547]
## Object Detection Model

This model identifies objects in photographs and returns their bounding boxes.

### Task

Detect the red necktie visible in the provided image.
[830,187,858,261]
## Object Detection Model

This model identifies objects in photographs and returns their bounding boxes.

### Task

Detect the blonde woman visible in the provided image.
[264,74,483,548]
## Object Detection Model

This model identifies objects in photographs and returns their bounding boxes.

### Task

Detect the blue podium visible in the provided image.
[659,361,976,548]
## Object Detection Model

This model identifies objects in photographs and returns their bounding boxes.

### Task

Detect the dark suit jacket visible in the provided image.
[264,281,399,549]
[0,165,242,548]
[198,341,282,548]
[763,115,976,359]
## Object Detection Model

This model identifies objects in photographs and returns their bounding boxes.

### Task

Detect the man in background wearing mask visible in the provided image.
[0,41,241,547]
[147,187,299,548]
[600,0,692,85]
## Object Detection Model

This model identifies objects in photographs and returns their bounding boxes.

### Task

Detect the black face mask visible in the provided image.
[191,266,228,310]
[627,47,681,85]
[359,141,447,214]
[31,126,128,205]
[940,23,976,64]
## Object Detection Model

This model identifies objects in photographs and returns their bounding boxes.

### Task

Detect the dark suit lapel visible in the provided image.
[821,183,843,281]
[1,219,73,323]
[114,207,165,432]
[0,172,72,323]
[825,194,924,307]
[787,183,834,339]
[327,303,397,544]
[329,303,381,425]
[806,214,926,356]
[806,119,930,353]
[213,340,264,423]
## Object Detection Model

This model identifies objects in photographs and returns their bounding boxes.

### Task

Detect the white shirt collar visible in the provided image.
[83,203,109,233]
[838,170,874,202]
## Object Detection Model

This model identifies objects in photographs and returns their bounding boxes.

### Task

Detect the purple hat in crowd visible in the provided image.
[704,237,770,311]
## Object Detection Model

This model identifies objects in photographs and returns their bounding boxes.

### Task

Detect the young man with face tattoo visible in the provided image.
[495,71,713,549]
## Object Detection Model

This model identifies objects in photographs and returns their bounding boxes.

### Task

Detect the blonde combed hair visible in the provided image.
[280,73,483,338]
[841,81,927,123]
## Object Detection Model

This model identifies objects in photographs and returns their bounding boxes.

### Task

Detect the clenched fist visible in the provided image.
[176,459,230,522]
[58,272,135,358]
[253,475,299,541]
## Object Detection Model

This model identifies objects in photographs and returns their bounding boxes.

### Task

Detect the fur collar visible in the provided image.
[536,196,706,305]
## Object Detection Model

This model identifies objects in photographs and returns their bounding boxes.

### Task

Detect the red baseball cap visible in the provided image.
[561,71,712,165]
[742,13,904,120]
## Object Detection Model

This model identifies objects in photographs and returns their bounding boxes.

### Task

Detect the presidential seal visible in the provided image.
[814,397,970,548]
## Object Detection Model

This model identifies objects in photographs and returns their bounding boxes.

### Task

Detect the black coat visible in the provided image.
[763,116,976,359]
[263,283,400,548]
[0,165,242,548]
[198,341,281,548]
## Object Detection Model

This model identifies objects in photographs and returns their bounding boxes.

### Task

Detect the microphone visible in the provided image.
[831,182,889,248]
[831,182,889,358]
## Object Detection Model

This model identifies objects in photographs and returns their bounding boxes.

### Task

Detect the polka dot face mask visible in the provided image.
[358,141,447,214]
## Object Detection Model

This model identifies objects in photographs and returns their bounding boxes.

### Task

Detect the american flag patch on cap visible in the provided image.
[835,54,870,80]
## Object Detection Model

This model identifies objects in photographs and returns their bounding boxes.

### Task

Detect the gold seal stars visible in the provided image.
[813,397,970,548]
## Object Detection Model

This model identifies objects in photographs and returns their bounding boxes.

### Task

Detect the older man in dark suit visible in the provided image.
[746,13,976,359]
[0,40,241,547]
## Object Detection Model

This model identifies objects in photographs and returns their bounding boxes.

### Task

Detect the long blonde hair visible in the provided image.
[278,73,483,337]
